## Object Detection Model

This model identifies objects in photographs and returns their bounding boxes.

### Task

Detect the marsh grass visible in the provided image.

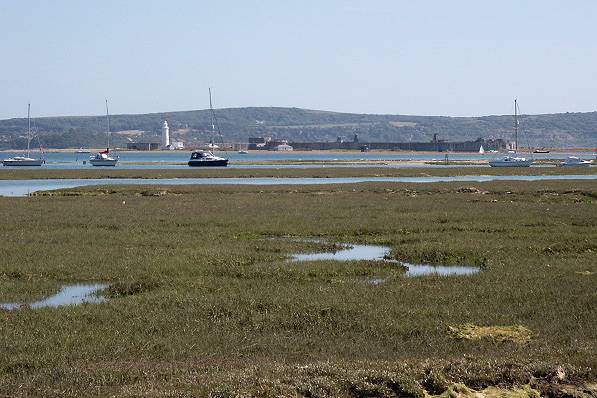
[0,180,595,396]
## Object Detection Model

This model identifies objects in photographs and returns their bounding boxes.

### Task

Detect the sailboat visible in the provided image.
[489,99,533,167]
[3,104,45,167]
[89,100,119,166]
[188,89,229,167]
[479,146,485,155]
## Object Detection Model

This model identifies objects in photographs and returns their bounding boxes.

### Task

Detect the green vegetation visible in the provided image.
[1,106,596,148]
[0,180,596,396]
[0,166,595,181]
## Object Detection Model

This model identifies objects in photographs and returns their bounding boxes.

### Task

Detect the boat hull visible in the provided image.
[560,162,591,167]
[489,160,533,167]
[89,159,118,167]
[188,159,229,167]
[3,159,44,166]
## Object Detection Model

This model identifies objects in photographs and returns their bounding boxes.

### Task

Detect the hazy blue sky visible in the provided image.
[1,0,596,119]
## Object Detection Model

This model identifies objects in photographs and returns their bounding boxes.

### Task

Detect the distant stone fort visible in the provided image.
[249,134,508,152]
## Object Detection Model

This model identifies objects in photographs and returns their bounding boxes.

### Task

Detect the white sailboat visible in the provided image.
[479,145,485,155]
[489,99,533,167]
[3,104,45,167]
[90,100,119,167]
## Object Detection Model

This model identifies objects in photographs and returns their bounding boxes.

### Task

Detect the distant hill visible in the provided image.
[0,107,596,149]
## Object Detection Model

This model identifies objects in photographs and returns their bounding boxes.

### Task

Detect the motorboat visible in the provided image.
[559,156,592,167]
[488,155,532,167]
[3,104,45,167]
[188,151,228,167]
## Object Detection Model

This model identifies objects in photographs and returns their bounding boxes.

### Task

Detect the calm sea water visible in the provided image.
[1,150,594,169]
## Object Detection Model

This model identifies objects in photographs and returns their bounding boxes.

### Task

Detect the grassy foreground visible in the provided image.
[1,180,596,397]
[0,166,596,180]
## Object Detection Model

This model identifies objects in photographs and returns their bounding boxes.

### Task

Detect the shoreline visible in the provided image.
[1,148,595,154]
[0,166,595,180]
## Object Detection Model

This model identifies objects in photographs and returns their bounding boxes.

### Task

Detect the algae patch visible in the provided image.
[575,270,595,276]
[425,383,540,398]
[448,324,533,343]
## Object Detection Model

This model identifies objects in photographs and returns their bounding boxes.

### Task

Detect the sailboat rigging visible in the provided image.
[89,99,119,166]
[188,89,229,167]
[2,104,45,166]
[489,99,533,167]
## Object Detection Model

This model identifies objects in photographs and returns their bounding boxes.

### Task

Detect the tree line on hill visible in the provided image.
[0,107,595,149]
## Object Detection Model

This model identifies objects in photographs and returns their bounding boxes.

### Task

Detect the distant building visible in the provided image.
[161,121,171,149]
[287,137,507,152]
[171,141,184,150]
[127,142,160,151]
[249,135,506,152]
[274,144,293,151]
[248,136,269,150]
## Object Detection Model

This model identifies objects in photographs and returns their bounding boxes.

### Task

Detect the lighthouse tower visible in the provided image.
[161,120,170,149]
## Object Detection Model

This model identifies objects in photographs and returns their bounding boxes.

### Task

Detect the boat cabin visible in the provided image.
[190,151,209,159]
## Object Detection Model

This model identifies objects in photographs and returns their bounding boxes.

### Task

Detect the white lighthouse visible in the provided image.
[161,120,171,149]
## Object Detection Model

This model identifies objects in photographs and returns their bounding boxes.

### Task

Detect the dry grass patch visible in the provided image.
[448,324,533,343]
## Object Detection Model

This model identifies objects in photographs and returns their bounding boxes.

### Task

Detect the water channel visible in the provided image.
[1,174,595,197]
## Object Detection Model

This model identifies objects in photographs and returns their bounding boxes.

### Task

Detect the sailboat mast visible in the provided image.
[27,103,31,157]
[514,99,518,152]
[209,88,216,137]
[105,99,111,149]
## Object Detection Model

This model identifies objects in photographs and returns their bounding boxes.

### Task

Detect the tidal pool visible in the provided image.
[290,244,387,262]
[289,243,480,277]
[0,283,108,310]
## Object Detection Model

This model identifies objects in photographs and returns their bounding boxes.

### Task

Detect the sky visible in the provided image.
[1,0,596,119]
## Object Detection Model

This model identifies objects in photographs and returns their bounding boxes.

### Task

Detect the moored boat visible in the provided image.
[3,156,45,167]
[559,156,592,167]
[2,104,45,167]
[89,149,119,166]
[488,155,532,167]
[90,100,118,167]
[188,89,229,167]
[188,150,229,167]
[489,99,533,168]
